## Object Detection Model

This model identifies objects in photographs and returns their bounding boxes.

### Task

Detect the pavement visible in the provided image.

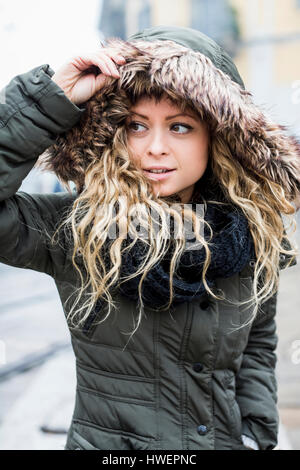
[0,347,75,450]
[275,246,300,451]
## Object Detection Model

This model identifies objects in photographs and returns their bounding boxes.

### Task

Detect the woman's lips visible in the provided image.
[143,169,176,180]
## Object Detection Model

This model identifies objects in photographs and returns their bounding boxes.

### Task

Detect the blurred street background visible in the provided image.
[0,0,299,450]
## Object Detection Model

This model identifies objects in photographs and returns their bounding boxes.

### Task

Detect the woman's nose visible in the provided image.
[147,131,169,155]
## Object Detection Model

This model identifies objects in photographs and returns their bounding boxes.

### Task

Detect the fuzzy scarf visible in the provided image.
[114,165,255,309]
[81,170,255,333]
[117,189,255,310]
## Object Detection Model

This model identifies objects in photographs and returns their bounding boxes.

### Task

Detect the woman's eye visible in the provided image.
[127,122,146,132]
[171,123,192,134]
[127,121,192,134]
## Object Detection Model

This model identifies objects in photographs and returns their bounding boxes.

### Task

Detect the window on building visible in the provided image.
[190,0,240,56]
[99,0,126,39]
[138,0,151,31]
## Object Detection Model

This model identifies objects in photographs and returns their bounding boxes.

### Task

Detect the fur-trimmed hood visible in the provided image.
[37,25,300,207]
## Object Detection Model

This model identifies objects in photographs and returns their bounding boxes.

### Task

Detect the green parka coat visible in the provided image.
[0,26,298,451]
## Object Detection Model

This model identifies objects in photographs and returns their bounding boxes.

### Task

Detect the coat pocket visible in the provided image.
[70,430,100,450]
[224,370,243,441]
[69,419,156,450]
[212,369,243,449]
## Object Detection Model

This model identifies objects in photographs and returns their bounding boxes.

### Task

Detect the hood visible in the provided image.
[37,25,300,206]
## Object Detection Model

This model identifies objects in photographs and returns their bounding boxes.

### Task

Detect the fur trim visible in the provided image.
[36,37,300,205]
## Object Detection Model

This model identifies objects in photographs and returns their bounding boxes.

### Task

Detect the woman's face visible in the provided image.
[126,95,210,203]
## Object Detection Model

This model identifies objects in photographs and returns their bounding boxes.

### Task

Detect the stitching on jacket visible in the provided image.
[73,417,156,442]
[210,293,220,450]
[76,358,157,383]
[215,44,223,68]
[73,334,150,355]
[224,370,241,443]
[19,200,55,277]
[0,196,53,275]
[77,384,155,407]
[153,311,162,449]
[178,301,193,450]
[0,79,58,128]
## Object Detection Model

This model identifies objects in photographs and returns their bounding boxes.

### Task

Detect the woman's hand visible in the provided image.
[51,47,126,105]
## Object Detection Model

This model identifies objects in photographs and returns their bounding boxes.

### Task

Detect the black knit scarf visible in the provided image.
[117,167,255,310]
[82,167,255,332]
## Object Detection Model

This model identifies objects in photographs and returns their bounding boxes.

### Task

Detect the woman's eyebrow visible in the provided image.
[129,111,196,120]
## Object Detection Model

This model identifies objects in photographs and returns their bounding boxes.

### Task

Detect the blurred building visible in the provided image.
[1,0,299,192]
[99,0,300,136]
[99,0,151,39]
[0,0,102,194]
[231,0,300,134]
[100,0,239,55]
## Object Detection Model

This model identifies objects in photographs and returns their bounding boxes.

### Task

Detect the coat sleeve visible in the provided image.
[235,292,279,450]
[0,64,85,277]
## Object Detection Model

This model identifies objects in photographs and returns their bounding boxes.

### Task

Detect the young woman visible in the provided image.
[0,25,299,451]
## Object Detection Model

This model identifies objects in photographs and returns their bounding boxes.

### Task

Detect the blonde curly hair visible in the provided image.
[49,85,298,342]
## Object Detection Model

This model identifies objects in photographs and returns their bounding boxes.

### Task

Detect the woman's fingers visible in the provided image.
[72,50,126,78]
[97,51,125,77]
[111,54,126,65]
[85,54,118,78]
[52,48,127,104]
[98,47,126,67]
[99,45,126,64]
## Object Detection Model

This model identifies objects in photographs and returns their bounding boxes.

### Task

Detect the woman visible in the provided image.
[0,25,299,451]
